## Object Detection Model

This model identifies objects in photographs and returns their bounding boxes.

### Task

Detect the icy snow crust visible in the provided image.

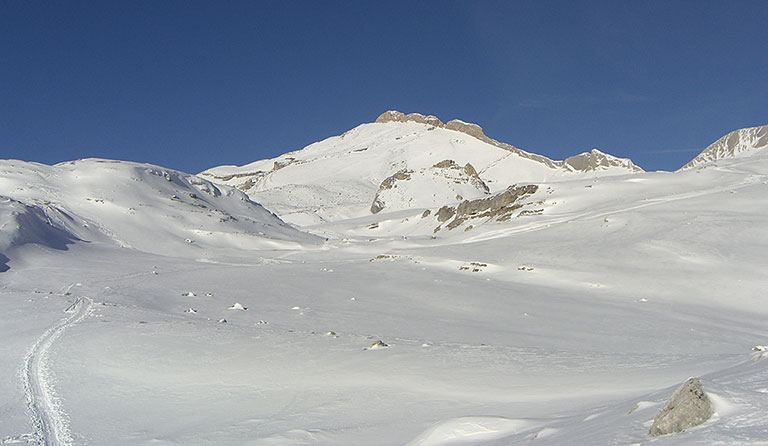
[2,142,768,444]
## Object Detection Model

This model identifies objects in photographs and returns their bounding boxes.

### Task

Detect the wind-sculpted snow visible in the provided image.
[0,159,321,263]
[0,198,82,272]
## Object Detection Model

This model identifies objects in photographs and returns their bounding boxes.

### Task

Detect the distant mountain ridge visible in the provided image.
[679,124,768,170]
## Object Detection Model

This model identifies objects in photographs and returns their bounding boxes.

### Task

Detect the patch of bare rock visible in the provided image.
[432,184,539,232]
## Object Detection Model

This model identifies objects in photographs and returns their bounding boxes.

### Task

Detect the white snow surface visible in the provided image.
[2,128,768,445]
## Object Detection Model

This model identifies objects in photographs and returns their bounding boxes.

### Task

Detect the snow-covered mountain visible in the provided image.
[0,159,320,270]
[201,111,642,226]
[2,120,768,446]
[679,124,768,170]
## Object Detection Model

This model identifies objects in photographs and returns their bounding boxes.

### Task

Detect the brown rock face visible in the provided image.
[431,184,539,230]
[444,120,486,141]
[436,206,456,222]
[455,184,538,218]
[376,111,444,127]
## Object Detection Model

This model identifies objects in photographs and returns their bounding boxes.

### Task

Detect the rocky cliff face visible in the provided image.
[679,124,768,170]
[564,149,643,173]
[431,184,540,232]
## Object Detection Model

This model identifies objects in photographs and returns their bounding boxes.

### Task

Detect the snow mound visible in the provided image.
[408,417,536,445]
[0,197,82,271]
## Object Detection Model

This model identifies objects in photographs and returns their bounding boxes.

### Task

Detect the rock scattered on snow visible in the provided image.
[366,340,389,350]
[186,308,197,314]
[182,291,196,297]
[649,378,714,436]
[218,318,227,323]
[228,302,247,310]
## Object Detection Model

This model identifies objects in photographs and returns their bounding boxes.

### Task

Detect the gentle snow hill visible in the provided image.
[679,124,768,170]
[201,111,642,226]
[0,159,320,267]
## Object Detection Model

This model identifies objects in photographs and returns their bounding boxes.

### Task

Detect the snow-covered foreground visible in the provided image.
[2,147,768,444]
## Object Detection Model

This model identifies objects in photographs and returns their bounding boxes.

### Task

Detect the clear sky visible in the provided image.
[2,1,766,173]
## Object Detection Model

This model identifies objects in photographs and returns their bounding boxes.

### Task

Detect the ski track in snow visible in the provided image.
[20,290,92,446]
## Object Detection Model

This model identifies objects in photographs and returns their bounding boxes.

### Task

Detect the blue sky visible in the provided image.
[2,1,766,173]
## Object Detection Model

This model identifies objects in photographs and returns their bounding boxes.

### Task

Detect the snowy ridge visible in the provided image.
[679,124,768,170]
[201,111,642,226]
[0,159,320,267]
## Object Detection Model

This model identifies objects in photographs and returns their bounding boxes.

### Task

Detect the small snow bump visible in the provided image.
[228,302,247,310]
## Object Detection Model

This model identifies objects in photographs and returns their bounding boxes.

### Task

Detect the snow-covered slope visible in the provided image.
[201,111,642,226]
[679,124,768,170]
[3,146,768,446]
[2,121,768,446]
[0,159,320,268]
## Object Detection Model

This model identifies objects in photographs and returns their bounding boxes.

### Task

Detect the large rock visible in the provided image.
[649,378,714,436]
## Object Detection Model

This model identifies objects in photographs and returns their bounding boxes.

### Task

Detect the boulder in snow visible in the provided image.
[649,378,714,436]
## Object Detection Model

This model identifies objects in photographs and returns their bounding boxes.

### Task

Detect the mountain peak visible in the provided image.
[563,148,643,173]
[679,124,768,170]
[375,110,444,127]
